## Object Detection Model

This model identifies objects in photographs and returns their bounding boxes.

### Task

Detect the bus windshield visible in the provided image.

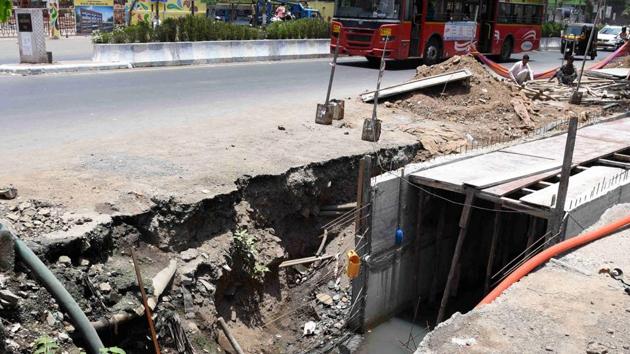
[335,0,401,20]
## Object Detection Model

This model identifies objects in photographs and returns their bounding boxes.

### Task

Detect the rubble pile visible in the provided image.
[0,200,77,238]
[385,55,566,142]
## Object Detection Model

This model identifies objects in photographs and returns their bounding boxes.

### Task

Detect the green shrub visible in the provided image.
[111,26,129,44]
[155,17,177,42]
[91,16,324,43]
[231,229,269,282]
[542,22,563,37]
[266,18,329,39]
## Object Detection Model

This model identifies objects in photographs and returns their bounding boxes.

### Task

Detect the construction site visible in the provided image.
[1,36,630,354]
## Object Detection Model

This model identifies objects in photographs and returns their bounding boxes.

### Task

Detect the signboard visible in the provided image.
[20,35,32,56]
[444,21,476,41]
[17,13,33,32]
[74,0,114,34]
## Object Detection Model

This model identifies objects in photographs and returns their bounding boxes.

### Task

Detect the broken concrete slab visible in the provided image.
[360,69,473,102]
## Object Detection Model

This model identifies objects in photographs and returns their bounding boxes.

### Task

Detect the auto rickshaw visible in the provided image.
[560,23,598,59]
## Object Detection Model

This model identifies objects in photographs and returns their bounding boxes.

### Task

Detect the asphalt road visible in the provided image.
[0,48,610,153]
[0,57,417,150]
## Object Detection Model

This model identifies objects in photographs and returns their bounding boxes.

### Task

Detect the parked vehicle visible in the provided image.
[331,0,543,65]
[560,23,597,59]
[597,25,624,50]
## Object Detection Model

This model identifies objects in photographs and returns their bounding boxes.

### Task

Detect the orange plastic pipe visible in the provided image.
[478,213,630,306]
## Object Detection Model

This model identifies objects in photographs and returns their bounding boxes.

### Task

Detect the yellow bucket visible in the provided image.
[347,250,361,279]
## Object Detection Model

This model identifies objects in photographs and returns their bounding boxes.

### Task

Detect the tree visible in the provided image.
[0,0,12,23]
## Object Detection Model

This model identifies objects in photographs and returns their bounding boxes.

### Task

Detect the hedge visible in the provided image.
[92,16,329,44]
[542,22,563,38]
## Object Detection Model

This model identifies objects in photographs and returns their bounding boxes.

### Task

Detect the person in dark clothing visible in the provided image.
[549,55,577,85]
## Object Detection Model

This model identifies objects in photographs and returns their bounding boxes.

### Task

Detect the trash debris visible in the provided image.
[303,321,317,336]
[0,186,17,200]
[316,293,333,306]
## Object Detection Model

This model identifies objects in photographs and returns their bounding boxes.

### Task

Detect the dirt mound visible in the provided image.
[384,55,543,142]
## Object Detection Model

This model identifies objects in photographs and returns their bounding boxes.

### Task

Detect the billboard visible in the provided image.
[74,0,114,33]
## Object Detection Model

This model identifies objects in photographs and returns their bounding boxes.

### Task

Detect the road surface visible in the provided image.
[0,48,609,212]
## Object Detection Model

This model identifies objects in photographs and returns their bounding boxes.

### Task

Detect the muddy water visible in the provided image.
[357,317,428,354]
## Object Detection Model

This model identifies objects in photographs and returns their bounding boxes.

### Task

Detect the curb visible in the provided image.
[0,62,133,75]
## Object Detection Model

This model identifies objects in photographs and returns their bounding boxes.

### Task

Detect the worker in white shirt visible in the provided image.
[508,54,534,86]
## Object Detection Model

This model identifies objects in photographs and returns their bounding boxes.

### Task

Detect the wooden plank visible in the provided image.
[613,153,630,162]
[500,197,551,219]
[484,205,502,293]
[279,254,334,268]
[482,169,561,197]
[412,151,560,190]
[547,117,578,239]
[526,217,538,248]
[520,166,624,208]
[429,199,448,304]
[437,188,475,323]
[360,69,472,102]
[598,159,630,169]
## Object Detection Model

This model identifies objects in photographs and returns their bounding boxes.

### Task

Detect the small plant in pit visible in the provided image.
[32,336,126,354]
[33,336,58,354]
[232,229,269,282]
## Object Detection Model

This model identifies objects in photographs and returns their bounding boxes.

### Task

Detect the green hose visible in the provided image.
[0,223,105,353]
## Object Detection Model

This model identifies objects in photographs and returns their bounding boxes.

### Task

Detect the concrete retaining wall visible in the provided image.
[565,177,630,237]
[360,166,422,329]
[92,39,331,66]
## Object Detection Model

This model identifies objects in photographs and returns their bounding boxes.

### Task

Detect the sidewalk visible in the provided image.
[0,36,93,65]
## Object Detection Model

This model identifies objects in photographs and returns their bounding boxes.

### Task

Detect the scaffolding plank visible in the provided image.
[501,134,624,165]
[482,168,561,197]
[519,166,624,209]
[360,69,472,102]
[411,151,559,190]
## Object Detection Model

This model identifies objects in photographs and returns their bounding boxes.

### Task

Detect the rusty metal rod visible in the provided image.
[131,248,161,354]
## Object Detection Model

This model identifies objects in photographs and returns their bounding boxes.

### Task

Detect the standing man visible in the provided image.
[509,54,534,86]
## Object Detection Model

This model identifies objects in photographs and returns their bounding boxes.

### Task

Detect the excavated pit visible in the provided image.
[0,144,419,353]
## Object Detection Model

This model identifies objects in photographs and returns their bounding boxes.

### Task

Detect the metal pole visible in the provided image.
[547,116,578,242]
[324,32,341,105]
[371,36,389,124]
[573,0,602,97]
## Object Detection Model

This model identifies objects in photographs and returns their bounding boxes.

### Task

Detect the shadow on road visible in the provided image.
[338,58,422,71]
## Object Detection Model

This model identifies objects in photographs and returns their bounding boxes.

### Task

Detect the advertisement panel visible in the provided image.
[444,21,476,41]
[127,0,207,24]
[74,0,114,33]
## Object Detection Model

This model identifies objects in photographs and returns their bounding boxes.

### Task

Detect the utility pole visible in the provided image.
[571,0,602,103]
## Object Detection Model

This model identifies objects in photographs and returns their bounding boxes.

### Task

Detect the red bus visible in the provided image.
[331,0,543,64]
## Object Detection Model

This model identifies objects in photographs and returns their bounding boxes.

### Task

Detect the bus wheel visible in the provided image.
[499,38,512,62]
[423,37,442,66]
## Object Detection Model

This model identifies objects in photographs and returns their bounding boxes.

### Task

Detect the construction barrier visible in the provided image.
[472,41,630,80]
